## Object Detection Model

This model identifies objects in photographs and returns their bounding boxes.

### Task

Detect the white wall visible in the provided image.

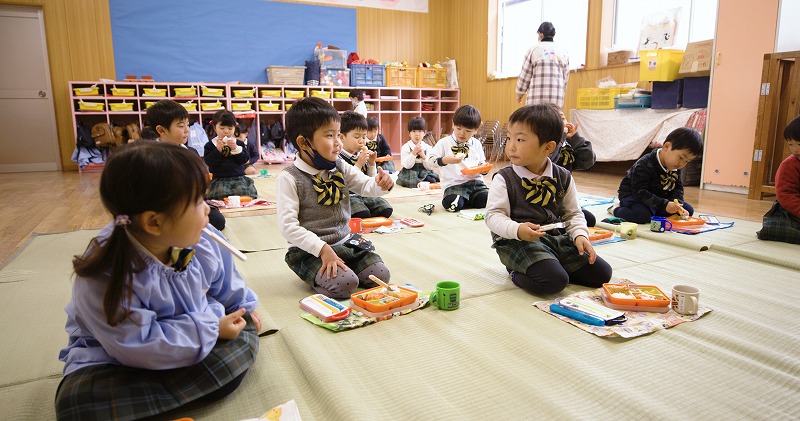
[775,0,800,52]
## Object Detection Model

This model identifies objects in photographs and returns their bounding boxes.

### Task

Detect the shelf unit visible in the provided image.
[69,81,459,171]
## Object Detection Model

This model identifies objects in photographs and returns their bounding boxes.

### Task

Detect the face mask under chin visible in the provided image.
[304,145,337,170]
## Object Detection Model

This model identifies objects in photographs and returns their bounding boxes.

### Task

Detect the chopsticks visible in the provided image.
[203,227,247,261]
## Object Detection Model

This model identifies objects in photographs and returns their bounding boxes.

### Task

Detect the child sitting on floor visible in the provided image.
[56,141,261,420]
[366,117,395,173]
[485,104,612,295]
[339,111,394,219]
[204,110,258,200]
[427,105,490,212]
[550,107,598,226]
[236,121,259,175]
[397,117,439,188]
[757,115,800,244]
[610,127,703,224]
[146,99,226,231]
[276,98,394,299]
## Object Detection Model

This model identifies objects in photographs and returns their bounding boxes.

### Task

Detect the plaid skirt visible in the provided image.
[493,234,590,274]
[350,194,392,217]
[55,313,259,421]
[207,175,258,200]
[285,243,384,286]
[757,201,800,245]
[377,160,396,173]
[443,179,488,200]
[396,163,439,188]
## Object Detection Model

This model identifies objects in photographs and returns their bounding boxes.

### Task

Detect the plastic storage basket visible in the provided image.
[386,66,417,87]
[142,86,167,97]
[639,49,684,82]
[201,86,224,97]
[174,86,198,97]
[266,66,306,85]
[233,88,256,98]
[78,100,104,111]
[349,64,385,87]
[260,89,281,98]
[201,101,224,111]
[110,86,135,97]
[181,101,197,111]
[614,95,652,109]
[576,87,632,110]
[259,102,279,111]
[109,101,133,111]
[284,90,304,98]
[231,102,253,111]
[311,90,331,98]
[417,67,446,88]
[73,86,99,96]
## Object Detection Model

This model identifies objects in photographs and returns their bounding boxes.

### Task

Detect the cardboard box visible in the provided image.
[679,40,713,77]
[607,50,633,66]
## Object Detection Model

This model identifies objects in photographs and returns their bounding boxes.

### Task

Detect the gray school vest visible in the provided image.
[285,163,351,245]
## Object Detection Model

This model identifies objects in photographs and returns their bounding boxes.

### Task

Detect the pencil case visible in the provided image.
[300,294,351,322]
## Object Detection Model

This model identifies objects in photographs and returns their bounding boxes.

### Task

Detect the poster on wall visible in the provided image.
[286,0,427,13]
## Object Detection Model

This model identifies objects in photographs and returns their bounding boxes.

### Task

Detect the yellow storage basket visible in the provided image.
[285,103,293,110]
[259,102,280,111]
[142,86,167,97]
[233,88,256,98]
[109,101,133,111]
[284,90,304,98]
[78,100,104,111]
[174,86,197,97]
[311,90,330,98]
[231,102,253,111]
[144,101,157,109]
[181,101,197,111]
[333,91,350,99]
[201,101,225,111]
[110,86,135,97]
[260,89,281,98]
[201,86,224,97]
[73,86,99,96]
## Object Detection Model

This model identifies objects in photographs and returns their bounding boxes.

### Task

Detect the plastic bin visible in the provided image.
[334,91,351,99]
[73,86,99,96]
[174,86,198,97]
[260,89,281,98]
[614,95,652,109]
[231,102,253,111]
[78,100,104,111]
[639,49,684,82]
[311,90,331,98]
[320,69,350,86]
[386,66,417,87]
[349,64,385,87]
[417,67,446,88]
[259,103,279,111]
[181,101,197,111]
[284,90,304,98]
[142,86,166,97]
[201,101,224,111]
[201,86,224,97]
[317,48,347,69]
[233,88,256,98]
[266,66,306,85]
[109,101,133,111]
[576,87,631,110]
[110,86,135,97]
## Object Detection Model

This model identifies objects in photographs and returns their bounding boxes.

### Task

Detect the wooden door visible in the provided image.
[749,51,800,199]
[0,5,60,172]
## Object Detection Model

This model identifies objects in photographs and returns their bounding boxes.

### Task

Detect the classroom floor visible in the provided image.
[0,158,773,267]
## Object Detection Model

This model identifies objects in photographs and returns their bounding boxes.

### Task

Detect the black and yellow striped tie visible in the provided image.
[312,171,345,206]
[660,172,678,191]
[558,144,575,167]
[169,247,196,272]
[451,144,469,157]
[521,176,558,206]
[366,140,378,151]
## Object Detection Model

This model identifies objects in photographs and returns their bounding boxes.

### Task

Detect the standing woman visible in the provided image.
[515,22,570,108]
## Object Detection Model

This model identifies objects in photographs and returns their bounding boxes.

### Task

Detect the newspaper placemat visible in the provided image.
[533,280,711,338]
[672,222,734,235]
[578,194,616,208]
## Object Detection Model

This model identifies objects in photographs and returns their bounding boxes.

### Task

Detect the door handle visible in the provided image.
[39,90,47,98]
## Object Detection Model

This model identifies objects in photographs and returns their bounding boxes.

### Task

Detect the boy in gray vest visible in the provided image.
[485,104,612,295]
[276,97,394,298]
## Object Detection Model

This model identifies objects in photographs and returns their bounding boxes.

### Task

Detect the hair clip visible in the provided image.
[114,214,131,227]
[418,204,435,215]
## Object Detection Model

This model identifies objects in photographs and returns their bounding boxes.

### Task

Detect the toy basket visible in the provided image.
[576,87,632,110]
[416,67,446,88]
[385,66,417,87]
[311,90,330,98]
[201,101,224,111]
[266,66,306,85]
[640,49,684,82]
[109,100,133,111]
[349,64,385,87]
[260,89,281,98]
[231,102,252,111]
[142,86,166,97]
[615,95,652,109]
[78,100,104,111]
[174,86,198,97]
[201,86,224,97]
[259,102,279,111]
[320,69,350,86]
[110,86,135,97]
[73,85,99,96]
[233,88,256,98]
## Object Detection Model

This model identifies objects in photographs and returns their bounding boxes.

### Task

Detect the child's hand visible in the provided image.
[224,136,238,148]
[319,244,347,280]
[375,166,394,191]
[518,222,546,241]
[218,308,247,340]
[443,154,464,165]
[565,122,579,138]
[574,235,597,264]
[356,148,371,167]
[666,200,686,216]
[412,144,423,156]
[367,149,377,166]
[250,309,262,332]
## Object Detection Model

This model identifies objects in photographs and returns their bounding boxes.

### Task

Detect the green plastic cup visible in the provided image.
[260,169,268,176]
[430,281,460,310]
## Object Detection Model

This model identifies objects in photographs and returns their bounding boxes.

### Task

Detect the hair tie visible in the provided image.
[115,214,131,227]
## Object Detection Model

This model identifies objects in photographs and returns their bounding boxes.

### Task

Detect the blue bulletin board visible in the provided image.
[109,0,356,83]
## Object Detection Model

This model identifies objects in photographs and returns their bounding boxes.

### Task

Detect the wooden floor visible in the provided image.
[0,159,774,266]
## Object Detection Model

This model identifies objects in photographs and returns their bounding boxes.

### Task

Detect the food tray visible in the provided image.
[601,291,670,313]
[351,298,421,318]
[602,283,670,307]
[588,227,613,242]
[374,155,393,162]
[668,215,706,226]
[460,163,493,175]
[350,285,418,313]
[361,217,393,228]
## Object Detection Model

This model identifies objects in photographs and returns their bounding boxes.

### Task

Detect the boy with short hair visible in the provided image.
[146,99,226,231]
[397,117,439,188]
[757,115,800,244]
[349,89,367,117]
[338,111,393,219]
[485,104,611,295]
[276,98,394,298]
[611,127,703,224]
[366,117,395,172]
[427,105,490,212]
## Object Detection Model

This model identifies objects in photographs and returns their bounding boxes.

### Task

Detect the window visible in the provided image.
[613,0,717,53]
[495,0,588,78]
